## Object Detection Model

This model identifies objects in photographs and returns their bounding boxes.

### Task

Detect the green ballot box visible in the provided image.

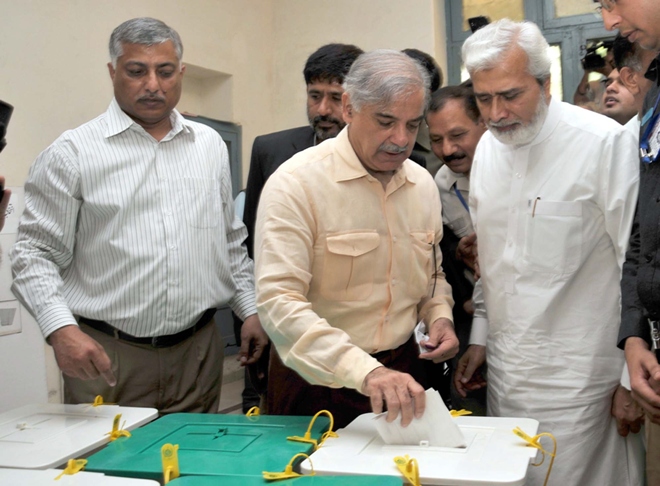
[169,475,403,485]
[86,414,330,481]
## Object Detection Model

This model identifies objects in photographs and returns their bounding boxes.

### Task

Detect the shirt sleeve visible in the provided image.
[218,139,257,321]
[469,280,488,346]
[10,142,81,339]
[255,170,382,392]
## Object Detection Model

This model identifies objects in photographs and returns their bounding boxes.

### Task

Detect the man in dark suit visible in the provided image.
[237,43,362,411]
[243,43,363,256]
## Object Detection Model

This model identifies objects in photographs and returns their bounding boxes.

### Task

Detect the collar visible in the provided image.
[103,98,193,141]
[332,126,419,185]
[444,167,469,190]
[645,54,660,85]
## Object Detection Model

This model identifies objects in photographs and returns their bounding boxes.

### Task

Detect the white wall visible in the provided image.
[0,0,447,411]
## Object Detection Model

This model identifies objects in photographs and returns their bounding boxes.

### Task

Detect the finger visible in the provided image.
[410,382,426,419]
[92,349,116,386]
[239,334,250,360]
[370,389,384,415]
[630,420,642,435]
[397,386,414,427]
[616,420,630,437]
[383,387,401,423]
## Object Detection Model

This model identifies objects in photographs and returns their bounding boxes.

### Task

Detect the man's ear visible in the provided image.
[342,92,353,123]
[108,62,116,81]
[619,67,640,96]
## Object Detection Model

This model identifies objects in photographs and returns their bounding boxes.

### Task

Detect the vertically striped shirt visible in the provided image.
[11,99,256,338]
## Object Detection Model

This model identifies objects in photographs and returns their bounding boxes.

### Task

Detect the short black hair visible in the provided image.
[428,81,480,123]
[612,34,642,71]
[402,48,443,92]
[303,43,364,85]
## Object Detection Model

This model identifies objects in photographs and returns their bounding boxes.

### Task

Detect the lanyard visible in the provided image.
[453,183,469,213]
[640,92,660,164]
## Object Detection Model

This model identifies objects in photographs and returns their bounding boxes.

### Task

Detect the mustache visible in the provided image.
[488,120,521,129]
[444,152,467,163]
[379,143,408,154]
[312,115,343,127]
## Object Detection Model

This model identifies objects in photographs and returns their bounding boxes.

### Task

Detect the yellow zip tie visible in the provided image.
[246,406,261,417]
[287,410,338,450]
[105,413,131,442]
[54,459,87,480]
[91,395,116,407]
[449,409,473,417]
[513,427,557,486]
[161,443,180,484]
[263,452,314,481]
[394,455,421,486]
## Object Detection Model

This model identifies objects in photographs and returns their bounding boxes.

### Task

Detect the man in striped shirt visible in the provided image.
[10,17,266,413]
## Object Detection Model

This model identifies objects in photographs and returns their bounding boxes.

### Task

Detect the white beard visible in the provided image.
[487,93,549,146]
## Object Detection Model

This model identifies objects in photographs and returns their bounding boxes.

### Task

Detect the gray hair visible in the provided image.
[343,49,431,112]
[462,19,552,83]
[109,17,183,67]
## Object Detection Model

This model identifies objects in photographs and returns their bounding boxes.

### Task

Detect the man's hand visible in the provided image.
[625,337,660,423]
[239,314,269,366]
[0,175,11,232]
[611,384,644,436]
[362,367,426,427]
[456,232,479,278]
[48,325,116,386]
[454,344,487,398]
[419,318,459,363]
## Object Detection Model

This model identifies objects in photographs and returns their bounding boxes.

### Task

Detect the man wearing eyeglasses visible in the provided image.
[598,1,660,483]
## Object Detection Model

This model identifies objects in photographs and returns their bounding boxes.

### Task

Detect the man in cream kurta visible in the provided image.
[458,20,644,485]
[256,50,457,428]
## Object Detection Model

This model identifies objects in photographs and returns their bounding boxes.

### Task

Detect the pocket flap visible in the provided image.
[529,200,582,217]
[326,232,380,257]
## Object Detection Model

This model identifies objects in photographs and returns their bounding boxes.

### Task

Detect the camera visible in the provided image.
[468,16,490,34]
[581,40,614,70]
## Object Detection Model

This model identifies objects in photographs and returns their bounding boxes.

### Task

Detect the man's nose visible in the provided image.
[144,71,160,93]
[390,124,409,147]
[601,9,620,31]
[490,97,508,122]
[442,139,456,158]
[318,95,332,116]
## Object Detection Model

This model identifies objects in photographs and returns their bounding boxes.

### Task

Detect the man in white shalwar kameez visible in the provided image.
[455,19,645,485]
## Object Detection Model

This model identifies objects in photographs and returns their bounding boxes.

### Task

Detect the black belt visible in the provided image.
[78,308,216,348]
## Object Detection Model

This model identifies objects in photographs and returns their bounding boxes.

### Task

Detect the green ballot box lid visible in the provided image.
[86,413,330,480]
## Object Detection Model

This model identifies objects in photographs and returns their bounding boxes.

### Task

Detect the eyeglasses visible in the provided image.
[596,0,616,13]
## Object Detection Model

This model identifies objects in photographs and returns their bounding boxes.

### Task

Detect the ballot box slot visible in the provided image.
[0,413,90,444]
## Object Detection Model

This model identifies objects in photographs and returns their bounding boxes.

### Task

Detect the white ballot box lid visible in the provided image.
[301,414,540,486]
[0,403,158,469]
[0,468,160,485]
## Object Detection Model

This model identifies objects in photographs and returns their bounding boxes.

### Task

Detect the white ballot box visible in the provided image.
[0,468,160,485]
[0,403,157,469]
[301,413,540,486]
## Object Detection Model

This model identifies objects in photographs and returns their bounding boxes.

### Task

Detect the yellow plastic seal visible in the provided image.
[246,406,261,417]
[105,413,131,442]
[54,459,87,480]
[263,452,314,481]
[161,443,180,484]
[449,409,473,417]
[394,455,421,486]
[512,427,557,486]
[287,410,338,450]
[91,395,116,407]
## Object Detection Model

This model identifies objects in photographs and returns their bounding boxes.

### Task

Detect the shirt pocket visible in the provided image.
[409,231,434,297]
[321,231,380,301]
[524,200,582,274]
[180,178,221,229]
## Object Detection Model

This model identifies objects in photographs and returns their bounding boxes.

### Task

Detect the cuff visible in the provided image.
[230,290,258,322]
[620,362,631,390]
[38,303,77,340]
[334,346,383,392]
[469,316,488,346]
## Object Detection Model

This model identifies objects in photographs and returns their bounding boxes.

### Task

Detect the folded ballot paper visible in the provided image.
[373,388,467,448]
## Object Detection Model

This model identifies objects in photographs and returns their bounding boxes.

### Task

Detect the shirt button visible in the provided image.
[516,173,522,179]
[393,236,397,242]
[170,245,177,251]
[646,254,654,263]
[392,279,397,286]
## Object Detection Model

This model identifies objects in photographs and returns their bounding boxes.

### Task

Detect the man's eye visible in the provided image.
[477,96,491,103]
[159,71,174,78]
[128,70,144,77]
[407,122,421,131]
[378,120,394,128]
[503,93,519,101]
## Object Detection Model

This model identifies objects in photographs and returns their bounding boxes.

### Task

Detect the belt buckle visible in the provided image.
[151,336,162,348]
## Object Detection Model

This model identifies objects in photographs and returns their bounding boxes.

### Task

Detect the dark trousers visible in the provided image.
[267,336,427,429]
